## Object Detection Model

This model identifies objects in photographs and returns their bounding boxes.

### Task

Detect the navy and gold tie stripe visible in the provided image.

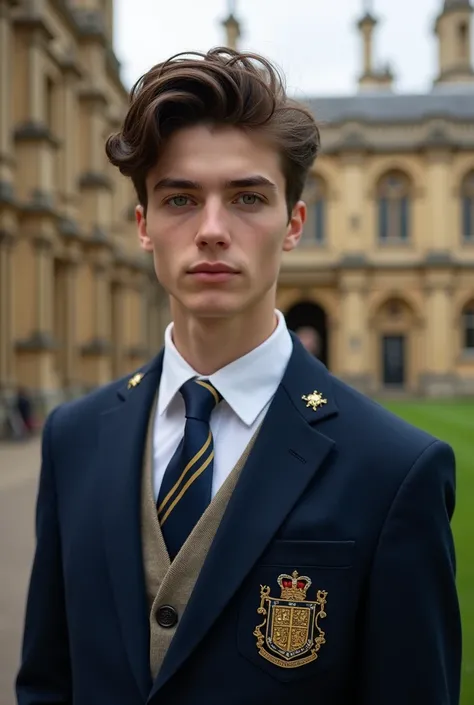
[157,378,222,559]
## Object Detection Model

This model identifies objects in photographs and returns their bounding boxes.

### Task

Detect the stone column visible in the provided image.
[339,273,371,392]
[0,0,15,186]
[78,92,113,239]
[422,276,456,396]
[27,37,44,124]
[147,281,170,356]
[63,258,79,394]
[0,0,16,405]
[57,61,81,224]
[0,231,13,389]
[80,252,112,387]
[128,272,149,367]
[340,152,366,251]
[95,263,111,341]
[14,21,58,209]
[14,235,58,417]
[34,236,54,333]
[425,150,451,252]
[111,278,126,378]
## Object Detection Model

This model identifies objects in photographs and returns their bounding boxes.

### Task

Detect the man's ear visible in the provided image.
[283,200,306,252]
[136,205,153,252]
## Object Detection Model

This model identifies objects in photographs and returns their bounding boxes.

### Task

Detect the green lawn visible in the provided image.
[381,399,474,704]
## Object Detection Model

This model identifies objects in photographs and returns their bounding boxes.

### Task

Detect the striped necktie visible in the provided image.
[157,378,222,560]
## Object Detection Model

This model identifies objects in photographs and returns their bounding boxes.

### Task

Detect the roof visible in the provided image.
[303,85,474,125]
[444,0,472,9]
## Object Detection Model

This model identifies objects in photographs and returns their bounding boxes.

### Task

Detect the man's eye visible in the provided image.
[236,193,263,206]
[166,195,191,207]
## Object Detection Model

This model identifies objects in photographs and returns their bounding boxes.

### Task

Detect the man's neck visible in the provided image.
[170,304,278,376]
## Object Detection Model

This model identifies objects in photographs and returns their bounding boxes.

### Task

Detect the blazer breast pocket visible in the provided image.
[237,539,357,683]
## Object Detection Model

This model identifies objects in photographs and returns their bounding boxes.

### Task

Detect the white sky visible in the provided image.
[113,0,467,98]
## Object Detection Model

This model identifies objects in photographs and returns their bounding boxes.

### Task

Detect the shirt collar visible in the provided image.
[158,310,293,426]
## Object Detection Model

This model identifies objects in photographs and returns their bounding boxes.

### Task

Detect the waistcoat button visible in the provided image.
[157,605,178,628]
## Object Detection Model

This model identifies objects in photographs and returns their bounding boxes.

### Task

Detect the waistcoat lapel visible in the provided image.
[145,424,262,690]
[141,393,170,616]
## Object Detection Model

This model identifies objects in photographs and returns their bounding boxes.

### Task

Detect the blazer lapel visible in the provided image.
[151,336,339,696]
[101,352,163,701]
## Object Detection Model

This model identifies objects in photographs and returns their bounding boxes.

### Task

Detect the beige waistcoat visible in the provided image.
[140,396,261,679]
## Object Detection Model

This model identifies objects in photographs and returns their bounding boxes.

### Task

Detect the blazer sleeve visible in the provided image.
[16,408,72,705]
[356,440,462,705]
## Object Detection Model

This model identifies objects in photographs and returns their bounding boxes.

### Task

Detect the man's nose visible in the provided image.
[194,200,231,249]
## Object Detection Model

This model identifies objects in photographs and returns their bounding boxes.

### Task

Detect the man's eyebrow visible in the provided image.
[152,175,278,191]
[224,176,277,190]
[153,178,201,191]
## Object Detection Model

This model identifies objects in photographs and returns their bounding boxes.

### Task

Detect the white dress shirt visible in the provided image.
[153,310,293,501]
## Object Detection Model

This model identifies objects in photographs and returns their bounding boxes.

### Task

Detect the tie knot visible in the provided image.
[180,379,222,423]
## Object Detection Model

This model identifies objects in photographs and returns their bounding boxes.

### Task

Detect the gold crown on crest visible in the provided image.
[277,571,312,602]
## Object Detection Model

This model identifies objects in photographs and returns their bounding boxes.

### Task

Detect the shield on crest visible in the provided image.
[253,571,328,669]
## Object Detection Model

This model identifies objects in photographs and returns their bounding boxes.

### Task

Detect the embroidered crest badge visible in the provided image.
[253,571,328,669]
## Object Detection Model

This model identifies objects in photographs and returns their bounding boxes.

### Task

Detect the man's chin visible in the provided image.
[179,293,244,319]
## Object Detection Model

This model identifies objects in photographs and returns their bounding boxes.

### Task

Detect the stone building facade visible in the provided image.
[272,0,474,397]
[0,1,473,437]
[0,0,169,431]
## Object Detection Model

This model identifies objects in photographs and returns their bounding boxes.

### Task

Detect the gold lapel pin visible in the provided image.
[127,372,144,389]
[302,390,328,411]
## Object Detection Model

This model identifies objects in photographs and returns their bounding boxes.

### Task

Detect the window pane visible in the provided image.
[464,311,474,349]
[315,200,325,242]
[463,196,473,240]
[379,198,388,240]
[400,196,409,239]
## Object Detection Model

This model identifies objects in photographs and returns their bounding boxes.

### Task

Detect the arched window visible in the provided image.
[462,302,474,351]
[377,171,411,242]
[301,175,327,245]
[461,171,474,242]
[458,21,469,61]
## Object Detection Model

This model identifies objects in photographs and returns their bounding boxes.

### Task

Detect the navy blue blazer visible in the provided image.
[16,335,461,704]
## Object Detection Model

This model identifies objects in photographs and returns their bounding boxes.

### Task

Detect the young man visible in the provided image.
[16,48,461,705]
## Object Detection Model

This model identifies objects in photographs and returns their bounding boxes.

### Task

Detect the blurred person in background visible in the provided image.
[295,325,321,356]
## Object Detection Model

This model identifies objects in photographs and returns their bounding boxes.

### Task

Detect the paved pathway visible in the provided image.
[0,438,41,705]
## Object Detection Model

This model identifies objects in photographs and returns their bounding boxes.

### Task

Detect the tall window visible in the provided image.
[301,175,326,245]
[461,171,474,242]
[462,303,474,352]
[458,21,469,61]
[314,197,326,244]
[45,76,55,130]
[377,171,411,242]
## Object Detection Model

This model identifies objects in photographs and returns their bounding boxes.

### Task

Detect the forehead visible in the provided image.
[147,124,285,188]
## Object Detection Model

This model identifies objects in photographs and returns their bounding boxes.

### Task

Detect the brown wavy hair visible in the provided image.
[105,47,320,216]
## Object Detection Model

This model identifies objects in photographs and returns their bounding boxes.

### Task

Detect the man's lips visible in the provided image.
[187,263,240,283]
[187,262,240,274]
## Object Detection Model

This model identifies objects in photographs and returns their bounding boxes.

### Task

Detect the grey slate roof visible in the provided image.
[444,0,472,8]
[303,86,474,125]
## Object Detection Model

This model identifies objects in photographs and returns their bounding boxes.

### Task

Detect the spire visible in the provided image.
[434,0,474,85]
[356,1,394,91]
[222,0,241,51]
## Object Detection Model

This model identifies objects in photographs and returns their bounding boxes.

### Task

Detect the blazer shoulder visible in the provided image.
[329,373,446,457]
[47,355,161,435]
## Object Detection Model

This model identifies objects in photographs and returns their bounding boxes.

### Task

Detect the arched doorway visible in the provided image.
[285,301,329,367]
[371,297,418,391]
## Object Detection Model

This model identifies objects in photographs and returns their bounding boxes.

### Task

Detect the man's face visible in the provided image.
[136,124,305,320]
